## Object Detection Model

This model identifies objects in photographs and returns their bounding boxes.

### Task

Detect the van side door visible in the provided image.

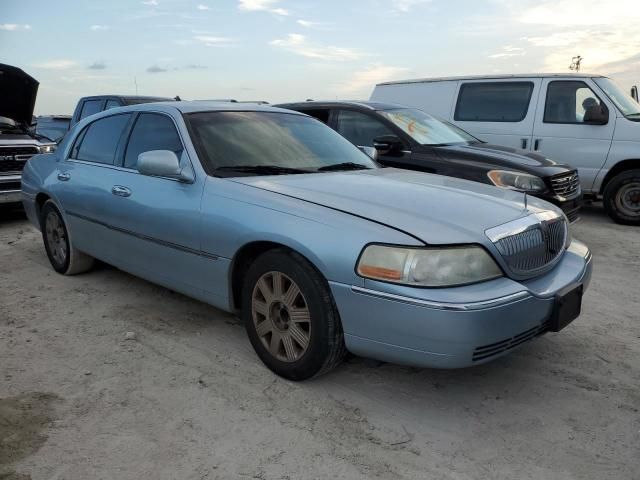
[532,78,614,192]
[452,79,540,150]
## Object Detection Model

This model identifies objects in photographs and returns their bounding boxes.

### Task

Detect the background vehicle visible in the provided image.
[278,101,582,221]
[21,102,591,380]
[0,63,57,205]
[34,115,71,142]
[372,74,640,225]
[70,95,177,126]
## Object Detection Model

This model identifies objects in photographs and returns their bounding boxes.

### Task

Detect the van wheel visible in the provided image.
[41,200,95,275]
[603,169,640,225]
[241,249,346,381]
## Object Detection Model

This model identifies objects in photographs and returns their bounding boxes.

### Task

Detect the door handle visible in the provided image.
[111,185,132,197]
[521,138,528,149]
[534,139,541,151]
[57,173,71,181]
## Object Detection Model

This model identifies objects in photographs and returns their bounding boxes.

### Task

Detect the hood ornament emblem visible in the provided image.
[523,192,528,211]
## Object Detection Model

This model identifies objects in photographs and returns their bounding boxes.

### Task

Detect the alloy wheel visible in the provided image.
[45,210,68,265]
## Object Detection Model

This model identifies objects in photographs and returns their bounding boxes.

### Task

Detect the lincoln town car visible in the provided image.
[21,102,593,380]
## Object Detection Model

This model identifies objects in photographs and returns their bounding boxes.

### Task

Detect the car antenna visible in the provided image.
[523,192,528,211]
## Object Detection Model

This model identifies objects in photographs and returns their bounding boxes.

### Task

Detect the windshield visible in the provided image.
[593,77,640,118]
[380,108,478,146]
[186,111,377,176]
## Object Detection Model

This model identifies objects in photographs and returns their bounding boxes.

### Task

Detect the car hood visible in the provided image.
[0,64,39,126]
[432,142,573,176]
[232,168,555,245]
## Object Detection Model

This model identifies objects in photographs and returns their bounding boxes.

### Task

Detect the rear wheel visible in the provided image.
[242,249,346,380]
[603,169,640,225]
[41,200,94,275]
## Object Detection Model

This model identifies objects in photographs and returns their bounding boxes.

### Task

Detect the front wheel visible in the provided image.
[41,200,95,275]
[241,249,346,381]
[603,169,640,225]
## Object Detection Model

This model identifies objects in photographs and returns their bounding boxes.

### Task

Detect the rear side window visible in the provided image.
[104,99,122,110]
[79,99,103,120]
[73,114,131,165]
[335,110,395,147]
[300,109,330,124]
[454,82,534,122]
[123,113,184,169]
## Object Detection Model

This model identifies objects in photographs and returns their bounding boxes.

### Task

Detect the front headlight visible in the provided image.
[357,244,503,287]
[40,144,57,154]
[487,170,546,192]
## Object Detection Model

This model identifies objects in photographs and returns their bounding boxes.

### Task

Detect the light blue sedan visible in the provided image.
[21,102,593,380]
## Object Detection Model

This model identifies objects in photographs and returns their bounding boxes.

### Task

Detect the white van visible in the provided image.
[371,74,640,225]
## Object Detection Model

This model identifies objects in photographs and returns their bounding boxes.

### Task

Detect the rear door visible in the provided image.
[532,78,614,192]
[452,79,540,150]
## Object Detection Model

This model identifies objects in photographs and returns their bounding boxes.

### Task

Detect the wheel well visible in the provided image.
[35,193,51,219]
[600,159,640,193]
[230,241,292,311]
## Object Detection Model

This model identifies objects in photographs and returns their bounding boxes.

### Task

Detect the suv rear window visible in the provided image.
[73,114,131,165]
[454,82,534,122]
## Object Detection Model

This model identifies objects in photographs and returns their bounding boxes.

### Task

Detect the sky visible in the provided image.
[1,0,639,115]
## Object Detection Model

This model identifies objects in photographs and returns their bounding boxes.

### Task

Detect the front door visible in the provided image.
[532,79,615,192]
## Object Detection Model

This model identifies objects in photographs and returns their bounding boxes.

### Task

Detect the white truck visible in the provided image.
[372,74,640,225]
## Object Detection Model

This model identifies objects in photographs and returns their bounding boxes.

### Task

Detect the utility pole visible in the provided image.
[134,77,138,95]
[569,56,583,72]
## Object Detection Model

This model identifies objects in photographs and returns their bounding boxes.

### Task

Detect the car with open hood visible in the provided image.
[21,102,592,380]
[0,63,57,205]
[277,101,583,222]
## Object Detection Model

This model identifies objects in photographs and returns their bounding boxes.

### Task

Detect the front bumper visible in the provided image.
[330,240,592,369]
[547,193,583,223]
[0,175,22,205]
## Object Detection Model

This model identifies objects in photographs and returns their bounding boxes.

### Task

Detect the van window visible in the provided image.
[335,110,395,147]
[73,114,132,165]
[123,113,184,169]
[544,81,603,124]
[79,99,103,120]
[454,82,534,122]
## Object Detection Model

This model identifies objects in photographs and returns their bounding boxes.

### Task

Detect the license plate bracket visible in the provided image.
[549,284,583,332]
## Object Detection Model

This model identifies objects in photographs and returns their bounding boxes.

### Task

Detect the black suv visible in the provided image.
[277,101,583,221]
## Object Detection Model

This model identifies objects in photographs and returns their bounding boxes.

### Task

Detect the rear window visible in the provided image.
[454,82,534,122]
[72,114,131,165]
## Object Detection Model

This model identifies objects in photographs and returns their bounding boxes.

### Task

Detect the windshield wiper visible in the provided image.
[317,162,372,172]
[214,165,313,176]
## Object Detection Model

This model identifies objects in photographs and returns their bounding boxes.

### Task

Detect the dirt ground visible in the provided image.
[1,204,638,480]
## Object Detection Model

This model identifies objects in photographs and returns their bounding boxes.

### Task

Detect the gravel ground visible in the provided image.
[1,204,639,480]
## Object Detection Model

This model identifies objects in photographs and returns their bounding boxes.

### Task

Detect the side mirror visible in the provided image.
[373,134,403,154]
[631,86,639,103]
[358,146,378,161]
[138,150,192,181]
[583,104,609,125]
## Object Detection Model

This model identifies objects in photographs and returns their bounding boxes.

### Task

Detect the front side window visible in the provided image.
[455,82,534,122]
[73,114,131,164]
[186,111,376,176]
[335,110,395,147]
[380,108,477,146]
[123,113,184,169]
[593,77,640,119]
[79,100,103,120]
[544,81,604,124]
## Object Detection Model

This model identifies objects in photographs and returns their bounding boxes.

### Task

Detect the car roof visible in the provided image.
[276,100,406,112]
[377,73,607,86]
[87,101,306,117]
[79,95,174,102]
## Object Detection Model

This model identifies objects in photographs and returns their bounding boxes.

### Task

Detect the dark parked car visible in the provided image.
[71,95,177,126]
[277,101,583,221]
[34,115,71,142]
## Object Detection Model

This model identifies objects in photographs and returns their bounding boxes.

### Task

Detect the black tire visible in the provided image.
[241,249,346,381]
[40,200,94,275]
[603,169,640,225]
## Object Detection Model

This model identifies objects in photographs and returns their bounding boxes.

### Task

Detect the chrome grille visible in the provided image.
[0,146,39,174]
[550,172,580,197]
[487,212,567,276]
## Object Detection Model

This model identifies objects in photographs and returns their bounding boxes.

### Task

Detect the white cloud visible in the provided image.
[391,0,431,12]
[238,0,289,16]
[193,35,235,46]
[296,19,324,28]
[488,46,526,59]
[89,24,109,31]
[142,0,158,5]
[197,4,210,10]
[337,64,409,95]
[32,59,79,70]
[270,34,363,61]
[0,24,31,31]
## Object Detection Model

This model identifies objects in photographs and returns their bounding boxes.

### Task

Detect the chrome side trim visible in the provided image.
[351,286,530,311]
